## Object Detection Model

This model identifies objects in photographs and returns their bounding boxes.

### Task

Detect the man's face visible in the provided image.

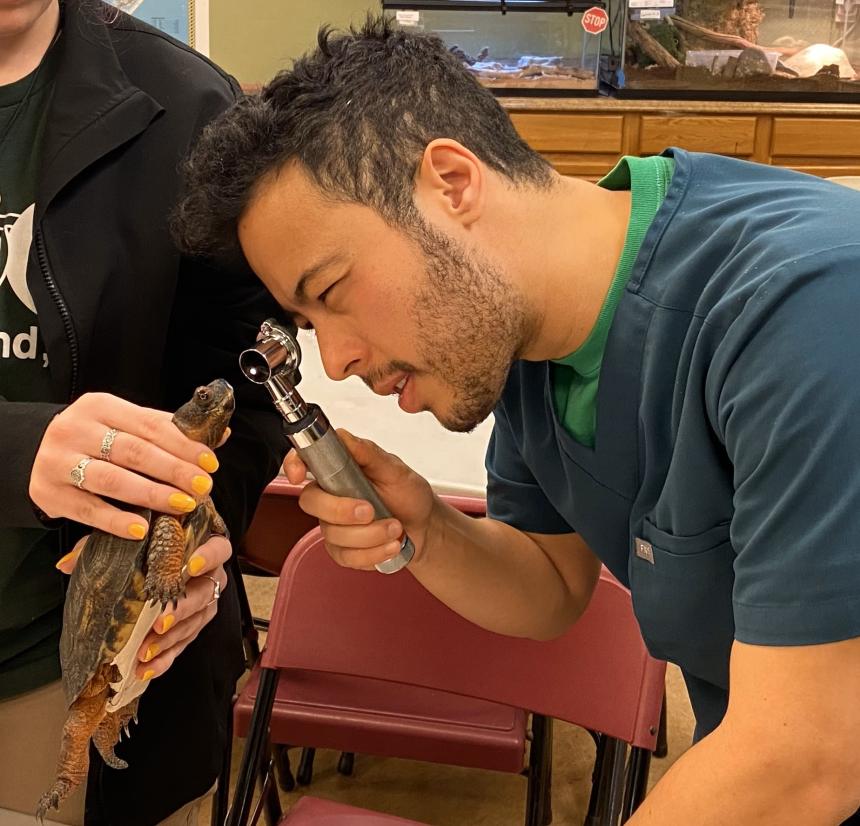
[238,163,527,432]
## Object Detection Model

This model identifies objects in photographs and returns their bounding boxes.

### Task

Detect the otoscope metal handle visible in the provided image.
[293,421,415,574]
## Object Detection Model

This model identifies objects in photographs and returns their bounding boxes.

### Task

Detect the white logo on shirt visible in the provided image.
[1,195,48,367]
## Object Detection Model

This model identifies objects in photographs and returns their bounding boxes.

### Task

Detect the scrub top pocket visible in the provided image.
[629,519,736,689]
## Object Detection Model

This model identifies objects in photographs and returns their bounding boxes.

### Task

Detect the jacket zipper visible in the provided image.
[35,228,78,556]
[35,228,79,401]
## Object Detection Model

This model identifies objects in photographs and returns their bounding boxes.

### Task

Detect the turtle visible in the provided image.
[36,378,235,822]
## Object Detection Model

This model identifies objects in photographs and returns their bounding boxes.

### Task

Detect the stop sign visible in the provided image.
[582,6,609,35]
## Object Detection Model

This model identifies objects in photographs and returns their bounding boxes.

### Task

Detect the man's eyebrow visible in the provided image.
[293,252,345,304]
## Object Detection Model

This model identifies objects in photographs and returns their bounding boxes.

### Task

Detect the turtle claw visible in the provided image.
[95,742,128,771]
[143,576,184,609]
[36,788,61,822]
[123,722,131,739]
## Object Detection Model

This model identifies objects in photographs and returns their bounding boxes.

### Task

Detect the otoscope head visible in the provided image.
[239,318,302,385]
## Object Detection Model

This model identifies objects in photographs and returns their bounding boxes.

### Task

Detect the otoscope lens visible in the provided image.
[239,349,272,383]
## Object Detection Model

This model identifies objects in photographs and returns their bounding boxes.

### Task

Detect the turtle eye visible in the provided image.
[196,387,210,402]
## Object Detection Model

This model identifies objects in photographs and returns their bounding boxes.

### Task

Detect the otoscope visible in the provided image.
[239,319,415,574]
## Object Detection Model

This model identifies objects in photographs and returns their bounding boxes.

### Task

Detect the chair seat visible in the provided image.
[279,796,428,824]
[235,665,527,772]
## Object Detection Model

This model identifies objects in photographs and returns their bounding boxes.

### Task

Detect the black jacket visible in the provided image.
[0,2,287,822]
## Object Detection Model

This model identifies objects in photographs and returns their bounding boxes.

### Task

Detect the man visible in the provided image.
[174,16,860,824]
[0,0,286,822]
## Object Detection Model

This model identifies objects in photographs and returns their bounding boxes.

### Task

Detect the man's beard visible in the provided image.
[411,220,528,433]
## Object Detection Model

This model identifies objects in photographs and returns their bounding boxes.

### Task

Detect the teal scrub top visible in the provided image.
[486,148,860,739]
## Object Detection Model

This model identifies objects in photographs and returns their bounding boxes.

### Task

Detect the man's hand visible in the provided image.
[284,429,437,570]
[30,392,224,539]
[57,534,231,681]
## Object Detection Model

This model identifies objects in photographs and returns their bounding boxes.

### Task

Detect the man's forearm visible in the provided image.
[630,724,855,825]
[408,499,597,640]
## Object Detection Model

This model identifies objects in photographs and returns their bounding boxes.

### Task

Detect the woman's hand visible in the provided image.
[284,429,437,570]
[57,534,232,680]
[30,392,226,539]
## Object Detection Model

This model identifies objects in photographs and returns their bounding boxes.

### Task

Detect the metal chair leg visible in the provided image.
[603,738,628,826]
[260,738,283,826]
[275,745,296,791]
[525,713,553,826]
[212,703,234,826]
[655,694,668,759]
[620,747,652,823]
[226,667,280,826]
[337,751,355,776]
[584,734,627,826]
[296,747,316,786]
[584,733,606,826]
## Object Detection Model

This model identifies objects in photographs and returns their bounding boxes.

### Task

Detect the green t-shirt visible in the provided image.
[551,156,675,447]
[0,44,64,700]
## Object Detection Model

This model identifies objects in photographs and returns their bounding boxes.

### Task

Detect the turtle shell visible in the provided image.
[59,509,152,707]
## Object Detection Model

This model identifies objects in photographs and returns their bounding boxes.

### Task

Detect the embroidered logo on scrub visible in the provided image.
[634,538,655,564]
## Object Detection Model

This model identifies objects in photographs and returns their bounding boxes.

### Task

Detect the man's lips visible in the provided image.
[373,371,410,396]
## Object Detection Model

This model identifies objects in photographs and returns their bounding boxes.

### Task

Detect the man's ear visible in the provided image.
[415,139,484,227]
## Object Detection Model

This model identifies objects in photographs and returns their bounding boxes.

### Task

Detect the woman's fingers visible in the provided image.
[137,538,230,667]
[70,421,216,496]
[136,575,225,673]
[70,393,219,471]
[55,536,89,575]
[29,392,224,538]
[136,605,215,679]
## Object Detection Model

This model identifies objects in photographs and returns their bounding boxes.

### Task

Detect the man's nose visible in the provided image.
[316,326,364,381]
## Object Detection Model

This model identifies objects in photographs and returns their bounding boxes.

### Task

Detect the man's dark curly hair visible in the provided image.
[172,14,554,259]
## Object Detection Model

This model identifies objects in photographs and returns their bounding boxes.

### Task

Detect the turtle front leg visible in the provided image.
[37,671,110,822]
[143,513,187,608]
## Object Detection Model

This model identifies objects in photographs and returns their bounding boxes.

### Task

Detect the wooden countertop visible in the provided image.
[498,95,860,116]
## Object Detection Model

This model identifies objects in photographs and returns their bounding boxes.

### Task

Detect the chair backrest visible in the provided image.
[262,527,665,750]
[238,478,317,576]
[239,478,487,576]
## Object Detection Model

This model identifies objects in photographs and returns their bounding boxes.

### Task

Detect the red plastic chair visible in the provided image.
[225,525,666,826]
[238,477,318,578]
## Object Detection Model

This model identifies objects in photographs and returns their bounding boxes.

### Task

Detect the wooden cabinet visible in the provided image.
[502,98,860,180]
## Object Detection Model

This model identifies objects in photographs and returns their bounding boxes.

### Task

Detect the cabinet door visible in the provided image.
[639,116,757,157]
[510,113,625,178]
[771,118,860,176]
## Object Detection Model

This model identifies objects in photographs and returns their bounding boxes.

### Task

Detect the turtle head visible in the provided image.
[173,379,235,448]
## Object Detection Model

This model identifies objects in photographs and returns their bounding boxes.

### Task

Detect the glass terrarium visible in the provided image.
[383,1,608,95]
[610,0,860,100]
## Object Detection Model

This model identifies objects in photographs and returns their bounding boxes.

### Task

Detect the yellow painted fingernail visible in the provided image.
[191,475,212,495]
[142,669,155,681]
[128,523,148,540]
[198,452,219,473]
[143,644,159,663]
[161,614,175,633]
[187,556,205,576]
[168,492,197,512]
[55,550,77,570]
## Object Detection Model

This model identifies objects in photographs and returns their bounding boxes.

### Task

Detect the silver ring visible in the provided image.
[205,575,221,607]
[70,457,93,490]
[99,427,118,462]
